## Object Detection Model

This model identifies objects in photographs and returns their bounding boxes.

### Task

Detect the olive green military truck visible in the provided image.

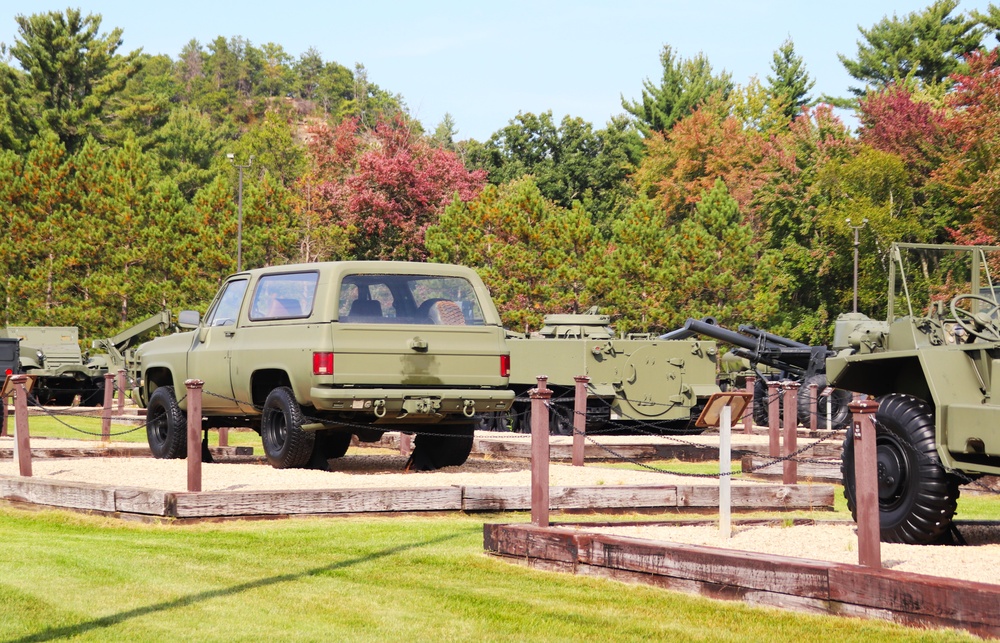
[828,242,1000,544]
[132,261,514,470]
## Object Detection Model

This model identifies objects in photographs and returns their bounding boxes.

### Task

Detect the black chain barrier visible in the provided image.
[9,375,1000,497]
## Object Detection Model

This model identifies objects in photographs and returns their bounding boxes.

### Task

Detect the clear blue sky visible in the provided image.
[3,1,997,140]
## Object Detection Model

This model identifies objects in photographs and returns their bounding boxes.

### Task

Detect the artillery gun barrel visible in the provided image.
[737,325,809,349]
[659,318,761,352]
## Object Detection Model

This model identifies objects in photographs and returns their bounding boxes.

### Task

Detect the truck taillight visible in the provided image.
[313,352,334,375]
[500,355,510,378]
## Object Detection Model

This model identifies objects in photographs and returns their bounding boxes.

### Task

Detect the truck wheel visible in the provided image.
[315,430,352,459]
[841,393,960,545]
[410,425,475,470]
[796,374,851,429]
[146,386,187,459]
[261,387,316,469]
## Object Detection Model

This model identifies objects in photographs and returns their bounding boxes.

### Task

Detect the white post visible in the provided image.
[719,404,732,538]
[826,394,832,431]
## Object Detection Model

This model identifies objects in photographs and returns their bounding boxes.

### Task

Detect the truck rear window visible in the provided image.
[339,274,485,325]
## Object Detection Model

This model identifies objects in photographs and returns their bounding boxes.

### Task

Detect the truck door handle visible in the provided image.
[225,331,236,338]
[408,337,428,351]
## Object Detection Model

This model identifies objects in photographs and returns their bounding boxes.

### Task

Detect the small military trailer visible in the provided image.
[828,242,1000,544]
[132,261,514,470]
[501,311,720,434]
[0,326,105,405]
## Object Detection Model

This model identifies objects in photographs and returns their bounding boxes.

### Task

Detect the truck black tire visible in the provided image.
[315,430,352,459]
[146,386,187,459]
[261,387,316,469]
[841,393,960,545]
[796,374,851,430]
[409,425,475,470]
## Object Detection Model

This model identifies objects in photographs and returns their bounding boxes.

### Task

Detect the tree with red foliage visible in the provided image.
[931,50,1000,245]
[859,85,948,181]
[305,116,486,260]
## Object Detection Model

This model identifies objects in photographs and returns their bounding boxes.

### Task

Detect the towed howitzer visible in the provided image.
[660,317,857,428]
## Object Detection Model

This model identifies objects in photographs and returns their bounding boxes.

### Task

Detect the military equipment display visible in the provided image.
[131,261,514,471]
[827,242,1000,544]
[0,326,106,405]
[501,310,720,435]
[661,317,868,430]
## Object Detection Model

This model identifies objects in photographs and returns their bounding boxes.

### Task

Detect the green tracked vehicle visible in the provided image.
[498,310,721,435]
[828,242,1000,544]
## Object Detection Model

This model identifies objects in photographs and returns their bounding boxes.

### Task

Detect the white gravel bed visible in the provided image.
[592,523,1000,586]
[0,451,767,492]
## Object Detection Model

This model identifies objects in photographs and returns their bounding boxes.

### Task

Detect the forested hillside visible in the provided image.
[2,2,1000,343]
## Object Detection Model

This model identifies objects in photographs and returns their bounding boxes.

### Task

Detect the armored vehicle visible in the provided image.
[501,310,720,435]
[132,261,514,470]
[828,242,1000,544]
[0,326,105,405]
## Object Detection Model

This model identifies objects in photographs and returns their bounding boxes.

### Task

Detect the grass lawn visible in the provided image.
[0,505,981,643]
[8,412,261,448]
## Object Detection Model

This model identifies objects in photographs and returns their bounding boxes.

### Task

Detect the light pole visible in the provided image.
[227,154,254,272]
[846,217,868,313]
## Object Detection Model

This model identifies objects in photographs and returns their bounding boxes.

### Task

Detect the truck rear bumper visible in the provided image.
[309,387,514,419]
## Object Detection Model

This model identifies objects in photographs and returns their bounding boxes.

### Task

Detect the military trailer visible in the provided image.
[131,261,514,470]
[0,326,105,405]
[501,311,720,435]
[828,242,1000,544]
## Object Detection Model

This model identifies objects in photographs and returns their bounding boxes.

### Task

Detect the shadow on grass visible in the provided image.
[11,531,464,642]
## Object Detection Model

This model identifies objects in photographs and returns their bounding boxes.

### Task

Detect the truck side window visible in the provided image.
[249,272,319,321]
[205,279,248,327]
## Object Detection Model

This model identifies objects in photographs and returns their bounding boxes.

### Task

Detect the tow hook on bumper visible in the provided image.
[401,397,442,415]
[462,399,476,418]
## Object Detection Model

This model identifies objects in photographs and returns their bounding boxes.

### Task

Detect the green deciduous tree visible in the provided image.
[426,177,605,331]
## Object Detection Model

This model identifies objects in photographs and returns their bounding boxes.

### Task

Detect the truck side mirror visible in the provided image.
[177,310,200,329]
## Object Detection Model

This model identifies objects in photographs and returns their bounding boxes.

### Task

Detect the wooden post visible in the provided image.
[219,426,229,447]
[1,392,8,438]
[849,399,882,569]
[116,369,126,416]
[11,374,31,477]
[101,372,114,443]
[743,374,755,434]
[572,375,589,467]
[530,376,551,527]
[399,432,412,458]
[719,404,732,538]
[782,381,800,484]
[809,382,819,433]
[186,379,204,493]
[767,381,781,457]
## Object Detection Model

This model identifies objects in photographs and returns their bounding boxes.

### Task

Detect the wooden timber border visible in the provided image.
[0,475,832,520]
[483,522,1000,639]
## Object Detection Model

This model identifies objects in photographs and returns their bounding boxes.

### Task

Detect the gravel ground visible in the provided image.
[592,523,1000,586]
[0,444,760,491]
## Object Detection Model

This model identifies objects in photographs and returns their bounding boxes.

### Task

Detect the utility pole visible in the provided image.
[846,217,868,313]
[227,154,254,271]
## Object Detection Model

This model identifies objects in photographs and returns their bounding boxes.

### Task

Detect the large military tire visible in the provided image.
[146,386,187,459]
[409,424,475,470]
[841,393,960,545]
[796,374,851,430]
[260,387,316,469]
[753,378,780,427]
